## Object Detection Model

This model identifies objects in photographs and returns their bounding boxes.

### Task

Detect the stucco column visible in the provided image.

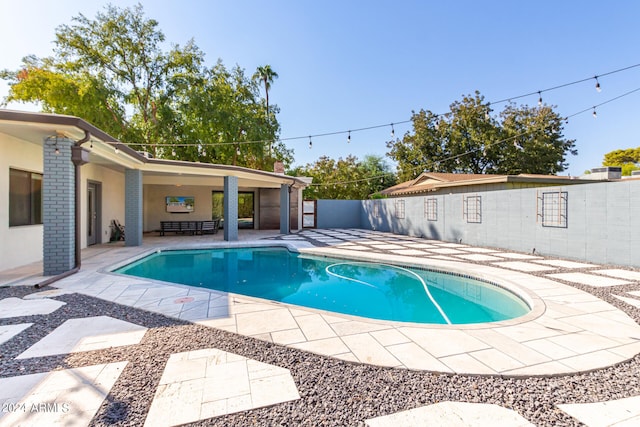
[224,176,238,241]
[124,169,143,246]
[43,137,75,275]
[280,184,290,234]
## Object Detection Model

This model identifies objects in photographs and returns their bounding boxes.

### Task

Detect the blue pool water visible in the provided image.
[115,247,530,324]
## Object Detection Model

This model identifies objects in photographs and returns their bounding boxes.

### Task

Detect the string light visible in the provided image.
[390,123,395,138]
[54,146,60,155]
[236,146,241,156]
[114,144,119,154]
[592,107,597,118]
[104,63,640,167]
[347,131,351,143]
[172,149,176,157]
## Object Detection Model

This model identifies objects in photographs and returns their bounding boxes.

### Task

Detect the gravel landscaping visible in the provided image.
[2,271,640,426]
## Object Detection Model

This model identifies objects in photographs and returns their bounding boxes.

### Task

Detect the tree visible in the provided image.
[253,65,278,119]
[1,4,290,169]
[291,154,396,200]
[386,91,577,181]
[602,147,640,175]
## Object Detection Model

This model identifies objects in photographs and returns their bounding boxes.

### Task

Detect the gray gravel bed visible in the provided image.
[2,237,640,426]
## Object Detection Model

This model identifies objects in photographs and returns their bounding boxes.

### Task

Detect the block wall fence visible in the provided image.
[316,179,640,268]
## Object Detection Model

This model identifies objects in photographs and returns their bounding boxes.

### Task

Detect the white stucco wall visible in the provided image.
[0,132,44,270]
[81,163,125,247]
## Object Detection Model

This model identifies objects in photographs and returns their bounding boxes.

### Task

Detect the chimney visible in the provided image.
[274,161,285,175]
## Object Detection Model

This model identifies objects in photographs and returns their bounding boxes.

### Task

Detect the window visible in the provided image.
[424,197,437,221]
[537,191,568,228]
[463,195,482,223]
[394,199,405,219]
[9,168,43,226]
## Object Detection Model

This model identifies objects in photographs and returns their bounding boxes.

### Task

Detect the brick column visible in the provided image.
[125,169,143,246]
[280,184,290,234]
[43,137,75,275]
[224,176,238,241]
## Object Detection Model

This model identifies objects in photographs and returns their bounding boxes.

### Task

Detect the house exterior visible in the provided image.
[1,110,308,274]
[379,172,589,197]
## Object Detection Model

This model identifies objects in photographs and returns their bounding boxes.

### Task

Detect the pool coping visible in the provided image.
[49,237,640,377]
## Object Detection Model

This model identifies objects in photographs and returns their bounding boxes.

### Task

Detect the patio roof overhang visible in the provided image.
[0,109,307,189]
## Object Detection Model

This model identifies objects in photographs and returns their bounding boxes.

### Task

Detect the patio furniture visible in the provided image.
[159,220,219,236]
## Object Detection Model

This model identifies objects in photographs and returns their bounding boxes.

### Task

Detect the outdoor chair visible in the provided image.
[111,219,125,241]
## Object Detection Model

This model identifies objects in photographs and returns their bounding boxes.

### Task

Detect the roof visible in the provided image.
[380,171,585,197]
[0,109,308,188]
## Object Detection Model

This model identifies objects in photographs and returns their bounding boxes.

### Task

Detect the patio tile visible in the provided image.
[0,323,32,346]
[0,297,66,319]
[546,331,621,354]
[17,316,147,359]
[290,337,350,356]
[546,273,631,287]
[594,269,640,281]
[469,348,525,372]
[558,395,640,427]
[493,252,542,260]
[295,314,337,340]
[612,294,640,309]
[559,349,626,371]
[532,259,598,269]
[439,353,497,375]
[365,401,534,427]
[330,321,391,336]
[22,289,75,299]
[388,249,428,256]
[398,328,489,358]
[458,247,499,253]
[341,334,401,367]
[370,329,411,346]
[0,362,127,427]
[145,348,299,426]
[428,248,466,255]
[368,244,405,250]
[492,261,556,272]
[271,328,307,345]
[236,309,298,335]
[454,253,505,262]
[386,342,452,371]
[523,338,578,359]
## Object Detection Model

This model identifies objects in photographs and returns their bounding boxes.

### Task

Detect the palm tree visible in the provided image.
[253,65,278,118]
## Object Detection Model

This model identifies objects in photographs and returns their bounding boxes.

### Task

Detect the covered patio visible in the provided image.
[0,110,308,275]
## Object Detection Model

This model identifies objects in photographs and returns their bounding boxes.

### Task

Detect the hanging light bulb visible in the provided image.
[347,131,351,143]
[90,141,93,149]
[485,103,491,120]
[236,145,241,156]
[592,107,597,118]
[595,76,601,92]
[390,123,395,138]
[114,144,119,155]
[308,136,312,149]
[172,149,176,157]
[380,176,384,183]
[54,146,60,155]
[538,91,543,106]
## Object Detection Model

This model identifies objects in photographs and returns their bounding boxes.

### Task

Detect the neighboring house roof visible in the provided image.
[0,109,308,188]
[380,171,587,197]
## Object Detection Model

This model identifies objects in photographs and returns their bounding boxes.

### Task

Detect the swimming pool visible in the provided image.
[114,246,530,324]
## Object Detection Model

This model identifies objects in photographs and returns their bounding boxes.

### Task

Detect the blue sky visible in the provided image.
[2,0,640,176]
